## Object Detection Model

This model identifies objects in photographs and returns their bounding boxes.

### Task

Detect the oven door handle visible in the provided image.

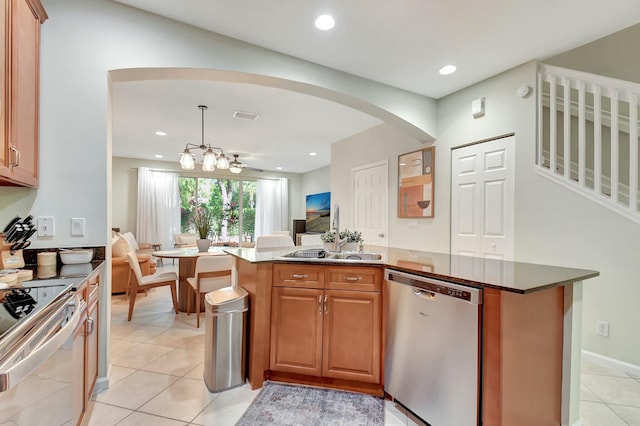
[0,295,85,392]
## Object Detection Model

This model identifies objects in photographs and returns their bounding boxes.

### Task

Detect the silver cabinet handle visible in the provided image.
[86,317,95,335]
[291,274,308,279]
[344,276,361,282]
[324,294,328,315]
[9,145,20,167]
[318,295,322,314]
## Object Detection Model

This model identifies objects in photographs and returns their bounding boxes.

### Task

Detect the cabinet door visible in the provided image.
[71,317,86,426]
[85,300,98,401]
[270,286,323,376]
[7,0,40,187]
[0,0,8,180]
[322,289,381,383]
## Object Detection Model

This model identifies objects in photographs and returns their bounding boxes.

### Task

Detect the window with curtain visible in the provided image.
[179,177,257,243]
[136,167,181,249]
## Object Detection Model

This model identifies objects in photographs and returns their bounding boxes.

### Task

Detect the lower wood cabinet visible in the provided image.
[269,264,382,387]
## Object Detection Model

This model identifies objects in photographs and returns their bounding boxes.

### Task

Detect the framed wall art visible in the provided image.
[398,147,434,218]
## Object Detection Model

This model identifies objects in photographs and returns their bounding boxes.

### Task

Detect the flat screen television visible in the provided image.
[305,192,331,233]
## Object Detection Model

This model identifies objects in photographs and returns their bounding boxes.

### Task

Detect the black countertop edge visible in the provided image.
[223,246,600,294]
[384,265,600,295]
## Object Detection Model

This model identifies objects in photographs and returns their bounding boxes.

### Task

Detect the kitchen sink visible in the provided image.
[328,252,382,260]
[279,249,383,262]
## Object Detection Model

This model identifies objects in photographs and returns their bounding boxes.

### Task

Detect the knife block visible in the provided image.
[0,236,25,269]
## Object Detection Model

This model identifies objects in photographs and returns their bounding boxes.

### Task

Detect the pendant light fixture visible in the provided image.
[178,105,236,172]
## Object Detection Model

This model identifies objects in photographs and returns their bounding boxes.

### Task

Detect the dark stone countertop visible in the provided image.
[223,246,599,294]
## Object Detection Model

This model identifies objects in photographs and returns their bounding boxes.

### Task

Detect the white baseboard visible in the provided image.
[582,349,640,377]
[92,364,111,396]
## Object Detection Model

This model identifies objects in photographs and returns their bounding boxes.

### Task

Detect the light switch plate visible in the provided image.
[71,218,85,237]
[37,216,55,237]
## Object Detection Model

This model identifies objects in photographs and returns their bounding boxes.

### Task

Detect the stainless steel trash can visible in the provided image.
[203,286,249,392]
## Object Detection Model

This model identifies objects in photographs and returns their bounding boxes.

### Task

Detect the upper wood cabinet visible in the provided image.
[0,0,47,188]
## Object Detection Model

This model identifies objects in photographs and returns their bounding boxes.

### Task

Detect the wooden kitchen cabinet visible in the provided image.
[269,264,383,392]
[270,286,324,376]
[0,0,47,187]
[85,277,100,402]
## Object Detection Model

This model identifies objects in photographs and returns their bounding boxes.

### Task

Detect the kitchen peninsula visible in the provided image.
[224,246,599,426]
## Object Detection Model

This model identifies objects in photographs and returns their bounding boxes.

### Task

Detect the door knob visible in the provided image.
[378,233,385,238]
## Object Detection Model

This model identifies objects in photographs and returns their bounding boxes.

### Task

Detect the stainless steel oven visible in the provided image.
[0,283,84,425]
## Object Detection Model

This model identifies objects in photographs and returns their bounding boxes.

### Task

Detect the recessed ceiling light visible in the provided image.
[276,166,283,170]
[439,65,457,75]
[154,154,163,159]
[155,131,167,136]
[309,152,317,156]
[315,14,335,31]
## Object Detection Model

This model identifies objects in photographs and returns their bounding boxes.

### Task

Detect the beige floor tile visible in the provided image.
[138,377,218,422]
[106,365,137,386]
[582,374,640,406]
[110,341,175,370]
[192,383,258,425]
[110,322,168,343]
[610,404,640,425]
[85,401,133,426]
[146,327,204,349]
[580,401,627,426]
[117,411,189,426]
[581,383,602,402]
[142,348,204,377]
[184,362,204,380]
[94,370,179,410]
[582,359,633,378]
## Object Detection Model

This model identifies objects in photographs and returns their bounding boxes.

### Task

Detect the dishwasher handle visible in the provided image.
[385,268,482,305]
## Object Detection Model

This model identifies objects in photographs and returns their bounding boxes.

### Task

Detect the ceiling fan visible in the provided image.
[230,154,263,173]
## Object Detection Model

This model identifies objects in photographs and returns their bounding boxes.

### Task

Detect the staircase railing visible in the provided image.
[537,63,640,224]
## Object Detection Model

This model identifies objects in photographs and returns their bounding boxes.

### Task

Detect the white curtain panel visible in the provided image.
[255,178,289,237]
[136,167,181,249]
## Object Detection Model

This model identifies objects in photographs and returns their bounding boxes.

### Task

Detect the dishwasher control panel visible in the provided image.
[385,269,482,304]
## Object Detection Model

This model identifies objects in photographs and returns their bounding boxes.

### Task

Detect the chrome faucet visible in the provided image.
[331,204,345,252]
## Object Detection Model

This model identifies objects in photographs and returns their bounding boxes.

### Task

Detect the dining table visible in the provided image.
[152,247,229,312]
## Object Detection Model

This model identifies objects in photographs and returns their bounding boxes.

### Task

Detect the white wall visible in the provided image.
[112,156,303,235]
[331,124,431,250]
[0,0,437,248]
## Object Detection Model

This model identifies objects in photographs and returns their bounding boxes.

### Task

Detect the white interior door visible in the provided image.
[451,135,514,260]
[352,161,388,247]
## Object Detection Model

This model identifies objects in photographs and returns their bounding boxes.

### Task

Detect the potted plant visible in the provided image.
[339,229,363,252]
[193,207,213,252]
[320,229,363,252]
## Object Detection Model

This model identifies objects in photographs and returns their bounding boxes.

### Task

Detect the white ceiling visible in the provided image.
[110,0,640,173]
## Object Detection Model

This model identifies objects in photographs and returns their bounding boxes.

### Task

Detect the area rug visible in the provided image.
[235,381,384,426]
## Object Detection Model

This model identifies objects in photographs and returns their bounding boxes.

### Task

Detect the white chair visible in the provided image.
[300,234,323,246]
[126,251,179,321]
[186,255,232,327]
[255,234,295,251]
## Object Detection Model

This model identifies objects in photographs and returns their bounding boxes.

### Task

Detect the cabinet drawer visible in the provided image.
[273,264,324,288]
[325,266,382,292]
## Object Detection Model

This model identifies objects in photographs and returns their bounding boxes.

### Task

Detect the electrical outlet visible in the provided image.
[37,216,55,237]
[596,320,609,337]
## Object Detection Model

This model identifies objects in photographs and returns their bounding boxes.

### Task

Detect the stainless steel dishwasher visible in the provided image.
[384,269,482,426]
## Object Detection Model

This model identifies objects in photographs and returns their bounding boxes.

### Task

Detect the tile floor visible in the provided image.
[89,265,640,425]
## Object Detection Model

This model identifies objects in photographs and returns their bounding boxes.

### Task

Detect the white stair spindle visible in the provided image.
[610,89,619,203]
[594,85,602,195]
[578,81,586,186]
[550,76,557,174]
[630,94,638,212]
[563,78,571,180]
